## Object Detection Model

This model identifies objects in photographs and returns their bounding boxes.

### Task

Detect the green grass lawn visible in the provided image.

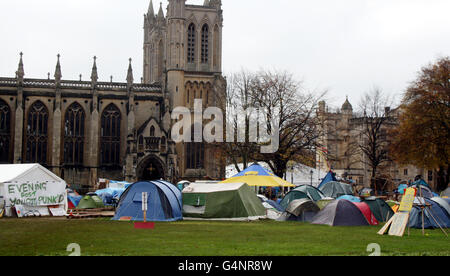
[0,218,448,256]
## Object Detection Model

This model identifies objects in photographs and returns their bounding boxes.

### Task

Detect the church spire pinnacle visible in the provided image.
[16,52,25,80]
[157,2,164,20]
[54,54,62,83]
[91,56,98,85]
[148,0,155,16]
[127,58,134,86]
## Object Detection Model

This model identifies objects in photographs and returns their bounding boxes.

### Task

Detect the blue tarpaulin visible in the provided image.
[318,171,337,189]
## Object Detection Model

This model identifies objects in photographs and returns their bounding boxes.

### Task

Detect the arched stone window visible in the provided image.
[25,101,48,164]
[150,125,156,137]
[187,24,196,63]
[213,24,220,69]
[0,99,11,163]
[186,125,205,169]
[201,24,209,64]
[100,104,121,167]
[63,102,85,166]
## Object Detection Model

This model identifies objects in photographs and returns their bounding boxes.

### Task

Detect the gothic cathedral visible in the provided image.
[0,0,226,192]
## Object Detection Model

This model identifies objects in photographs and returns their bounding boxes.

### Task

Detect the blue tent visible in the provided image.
[337,195,361,203]
[318,171,337,189]
[408,198,450,229]
[112,180,183,222]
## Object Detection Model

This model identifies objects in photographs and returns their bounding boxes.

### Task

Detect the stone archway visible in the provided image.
[136,154,166,181]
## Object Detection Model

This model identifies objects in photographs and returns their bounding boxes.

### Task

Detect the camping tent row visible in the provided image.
[0,164,67,217]
[278,197,393,226]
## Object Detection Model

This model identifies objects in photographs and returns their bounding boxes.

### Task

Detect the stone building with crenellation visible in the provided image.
[316,98,435,192]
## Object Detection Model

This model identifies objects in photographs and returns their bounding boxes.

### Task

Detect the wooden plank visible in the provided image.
[388,212,410,237]
[378,215,395,235]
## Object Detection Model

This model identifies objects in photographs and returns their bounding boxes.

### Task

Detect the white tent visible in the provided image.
[0,164,67,217]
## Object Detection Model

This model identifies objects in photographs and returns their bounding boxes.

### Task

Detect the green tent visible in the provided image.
[280,185,326,210]
[182,183,266,219]
[361,197,394,222]
[77,193,105,209]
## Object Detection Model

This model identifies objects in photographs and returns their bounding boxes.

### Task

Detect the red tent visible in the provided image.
[352,202,379,225]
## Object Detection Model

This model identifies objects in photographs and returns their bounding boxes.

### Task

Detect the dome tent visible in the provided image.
[311,199,369,226]
[409,197,450,229]
[277,199,320,222]
[112,180,182,222]
[319,181,353,198]
[361,197,394,223]
[279,185,325,210]
[77,193,105,209]
[352,202,379,225]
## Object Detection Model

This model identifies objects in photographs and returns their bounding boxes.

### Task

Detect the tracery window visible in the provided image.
[0,99,11,163]
[100,104,121,167]
[187,24,196,63]
[25,101,48,164]
[63,102,85,166]
[201,24,209,64]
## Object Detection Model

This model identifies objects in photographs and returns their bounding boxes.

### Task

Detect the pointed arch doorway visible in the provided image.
[136,154,166,181]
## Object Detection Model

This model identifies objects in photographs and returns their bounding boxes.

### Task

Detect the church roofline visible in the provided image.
[0,76,163,93]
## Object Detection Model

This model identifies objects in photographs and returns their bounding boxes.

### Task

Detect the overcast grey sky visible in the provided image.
[0,0,449,108]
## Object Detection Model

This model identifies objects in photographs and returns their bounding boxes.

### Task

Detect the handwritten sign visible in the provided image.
[378,188,416,237]
[6,182,66,207]
[399,188,416,212]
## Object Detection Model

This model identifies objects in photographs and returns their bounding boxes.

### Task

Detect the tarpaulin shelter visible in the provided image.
[77,193,105,209]
[352,202,379,225]
[318,171,337,189]
[277,199,320,222]
[113,180,182,222]
[337,195,361,203]
[409,197,450,229]
[219,164,295,188]
[182,182,266,220]
[319,181,353,198]
[279,185,325,210]
[0,164,67,217]
[257,195,284,212]
[361,197,394,223]
[311,199,369,226]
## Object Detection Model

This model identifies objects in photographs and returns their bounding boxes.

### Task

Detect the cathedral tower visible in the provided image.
[143,0,226,181]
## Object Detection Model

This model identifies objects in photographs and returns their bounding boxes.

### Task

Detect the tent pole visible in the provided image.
[424,207,448,237]
[419,186,425,236]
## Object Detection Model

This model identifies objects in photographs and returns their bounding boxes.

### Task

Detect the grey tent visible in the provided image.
[319,181,353,198]
[431,197,450,216]
[277,199,320,222]
[311,199,369,226]
[441,187,450,198]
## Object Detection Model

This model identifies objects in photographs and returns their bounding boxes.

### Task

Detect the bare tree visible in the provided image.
[357,88,395,192]
[251,70,326,178]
